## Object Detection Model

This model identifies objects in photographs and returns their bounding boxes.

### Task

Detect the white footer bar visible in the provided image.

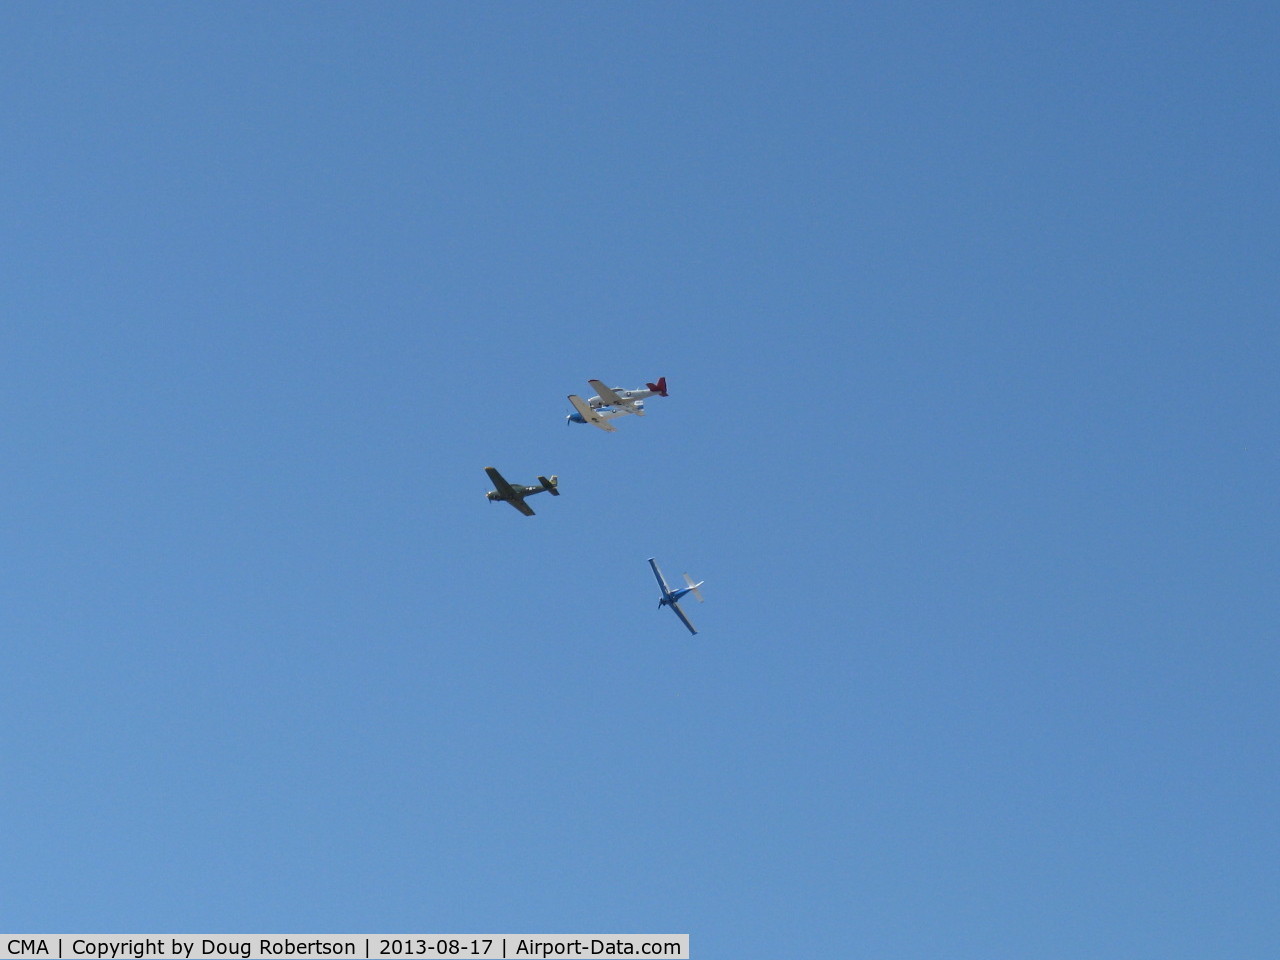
[0,937,688,960]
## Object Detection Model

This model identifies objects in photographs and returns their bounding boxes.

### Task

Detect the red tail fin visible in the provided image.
[646,377,668,397]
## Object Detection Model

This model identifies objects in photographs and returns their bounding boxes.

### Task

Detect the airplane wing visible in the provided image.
[587,380,626,406]
[669,600,698,635]
[485,467,518,499]
[568,394,617,432]
[647,557,671,594]
[508,497,535,517]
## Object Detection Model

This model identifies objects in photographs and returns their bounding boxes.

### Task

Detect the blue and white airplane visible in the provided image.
[567,377,668,432]
[648,557,705,635]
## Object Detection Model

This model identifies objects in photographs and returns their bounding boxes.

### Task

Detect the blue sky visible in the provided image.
[2,2,1276,956]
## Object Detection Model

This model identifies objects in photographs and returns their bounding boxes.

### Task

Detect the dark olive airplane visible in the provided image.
[484,467,560,516]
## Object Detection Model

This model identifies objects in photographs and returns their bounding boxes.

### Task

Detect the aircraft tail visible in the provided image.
[646,377,668,397]
[539,475,560,495]
[683,573,704,602]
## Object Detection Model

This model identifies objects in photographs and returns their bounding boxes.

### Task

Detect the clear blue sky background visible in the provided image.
[2,3,1276,956]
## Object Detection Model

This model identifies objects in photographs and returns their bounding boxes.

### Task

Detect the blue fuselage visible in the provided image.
[659,586,695,606]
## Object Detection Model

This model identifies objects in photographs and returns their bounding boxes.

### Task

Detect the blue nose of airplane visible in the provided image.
[567,412,586,424]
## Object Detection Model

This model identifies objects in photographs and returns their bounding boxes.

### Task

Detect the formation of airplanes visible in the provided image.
[485,376,707,636]
[566,377,668,432]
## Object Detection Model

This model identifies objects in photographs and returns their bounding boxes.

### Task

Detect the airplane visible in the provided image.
[484,466,559,516]
[567,377,668,432]
[647,557,705,635]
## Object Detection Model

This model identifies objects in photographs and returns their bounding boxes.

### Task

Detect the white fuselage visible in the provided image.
[587,391,647,413]
[592,400,644,420]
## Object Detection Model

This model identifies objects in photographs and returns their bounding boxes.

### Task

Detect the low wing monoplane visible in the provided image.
[485,467,560,516]
[567,377,668,432]
[648,557,705,635]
